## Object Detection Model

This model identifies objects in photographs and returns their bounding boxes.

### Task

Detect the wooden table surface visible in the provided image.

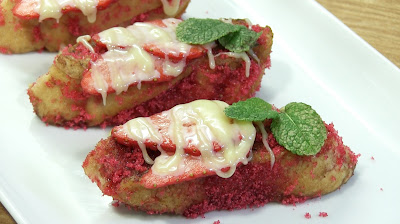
[1,0,399,223]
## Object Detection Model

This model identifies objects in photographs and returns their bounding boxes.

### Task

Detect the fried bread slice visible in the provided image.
[83,100,358,218]
[28,18,273,128]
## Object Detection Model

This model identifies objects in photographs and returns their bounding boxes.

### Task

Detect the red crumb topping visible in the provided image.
[33,26,43,42]
[61,43,96,61]
[67,17,82,37]
[305,212,312,219]
[380,188,383,191]
[0,5,5,26]
[14,22,22,31]
[0,47,11,54]
[371,156,375,160]
[213,220,221,224]
[323,123,360,169]
[319,212,328,217]
[84,138,153,195]
[131,7,164,24]
[112,201,120,207]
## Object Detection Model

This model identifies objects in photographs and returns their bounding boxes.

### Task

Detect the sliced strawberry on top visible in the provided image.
[80,56,114,95]
[13,0,114,20]
[112,112,176,154]
[141,20,207,61]
[12,0,38,19]
[81,56,177,95]
[112,110,226,157]
[140,156,215,189]
[143,43,206,62]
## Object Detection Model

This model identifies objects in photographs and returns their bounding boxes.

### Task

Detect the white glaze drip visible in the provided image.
[160,0,181,17]
[77,35,94,53]
[255,121,275,168]
[37,0,99,23]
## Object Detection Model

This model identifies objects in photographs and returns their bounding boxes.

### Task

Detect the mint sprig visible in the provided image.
[224,97,278,121]
[224,98,327,156]
[176,18,261,53]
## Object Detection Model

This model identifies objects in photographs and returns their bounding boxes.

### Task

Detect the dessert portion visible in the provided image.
[28,18,273,128]
[83,99,359,218]
[0,0,190,53]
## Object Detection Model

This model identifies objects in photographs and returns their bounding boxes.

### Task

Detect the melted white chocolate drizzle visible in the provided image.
[36,0,183,23]
[37,0,99,23]
[84,18,193,104]
[255,121,275,168]
[160,0,181,17]
[122,100,257,178]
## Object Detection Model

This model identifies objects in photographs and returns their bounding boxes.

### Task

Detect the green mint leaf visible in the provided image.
[218,26,262,52]
[270,102,327,156]
[176,18,241,44]
[224,97,279,121]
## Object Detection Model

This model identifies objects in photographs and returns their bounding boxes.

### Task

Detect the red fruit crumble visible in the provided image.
[319,212,328,217]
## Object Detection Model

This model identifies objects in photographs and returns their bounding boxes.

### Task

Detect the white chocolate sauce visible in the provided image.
[255,121,275,168]
[36,0,182,23]
[121,100,257,178]
[204,42,217,69]
[247,48,260,64]
[37,0,99,22]
[88,18,193,104]
[160,0,181,17]
[76,35,94,52]
[124,118,162,164]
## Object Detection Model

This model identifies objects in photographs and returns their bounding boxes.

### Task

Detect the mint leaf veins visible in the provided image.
[270,102,327,156]
[224,97,278,121]
[218,26,262,52]
[176,18,261,52]
[176,18,241,44]
[224,98,327,156]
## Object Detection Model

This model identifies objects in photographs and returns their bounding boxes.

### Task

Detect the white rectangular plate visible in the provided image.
[1,0,400,223]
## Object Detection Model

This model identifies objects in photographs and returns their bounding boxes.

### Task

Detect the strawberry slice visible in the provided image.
[81,57,177,95]
[112,113,176,154]
[112,111,225,157]
[139,20,207,61]
[143,43,206,61]
[13,0,114,20]
[112,108,246,188]
[140,156,215,188]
